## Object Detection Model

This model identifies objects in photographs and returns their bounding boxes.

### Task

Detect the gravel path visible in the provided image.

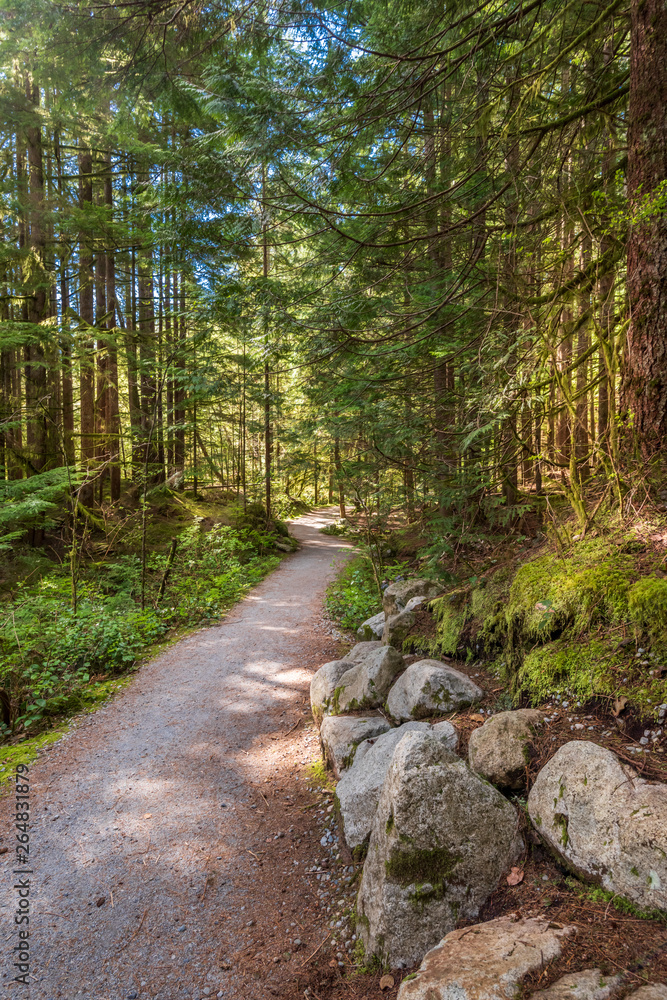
[0,509,352,1000]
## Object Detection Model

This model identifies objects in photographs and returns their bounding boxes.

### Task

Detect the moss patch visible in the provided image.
[406,530,667,715]
[385,845,460,888]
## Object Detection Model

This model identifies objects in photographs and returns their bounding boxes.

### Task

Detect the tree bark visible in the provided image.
[623,0,667,456]
[78,149,96,507]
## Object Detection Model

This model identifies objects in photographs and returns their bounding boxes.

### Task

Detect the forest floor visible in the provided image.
[1,508,666,1000]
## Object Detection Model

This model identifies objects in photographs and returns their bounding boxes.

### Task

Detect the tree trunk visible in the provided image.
[24,72,48,474]
[104,156,121,501]
[622,0,667,455]
[78,149,96,507]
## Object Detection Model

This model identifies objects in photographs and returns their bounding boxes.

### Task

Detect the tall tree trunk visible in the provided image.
[104,156,121,501]
[622,0,667,455]
[24,72,48,474]
[55,131,75,466]
[79,149,96,506]
[334,436,345,517]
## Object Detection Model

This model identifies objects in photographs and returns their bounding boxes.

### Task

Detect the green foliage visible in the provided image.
[325,555,410,629]
[0,468,77,549]
[0,522,281,737]
[326,556,382,628]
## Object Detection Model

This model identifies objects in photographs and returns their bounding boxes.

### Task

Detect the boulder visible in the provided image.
[310,659,355,721]
[337,721,458,849]
[396,915,575,1000]
[382,610,416,647]
[357,731,523,967]
[319,715,392,779]
[386,660,483,721]
[530,970,621,1000]
[383,579,441,617]
[527,741,667,910]
[468,709,544,789]
[626,988,667,1000]
[357,611,386,641]
[347,641,384,662]
[382,597,426,647]
[335,645,405,713]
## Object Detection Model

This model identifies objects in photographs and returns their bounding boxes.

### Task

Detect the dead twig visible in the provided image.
[300,930,331,968]
[117,908,149,953]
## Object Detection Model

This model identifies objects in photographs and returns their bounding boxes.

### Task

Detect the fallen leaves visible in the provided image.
[506,867,524,886]
[469,714,485,723]
[612,696,629,717]
[380,973,395,990]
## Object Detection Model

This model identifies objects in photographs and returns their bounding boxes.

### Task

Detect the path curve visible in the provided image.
[0,509,352,1000]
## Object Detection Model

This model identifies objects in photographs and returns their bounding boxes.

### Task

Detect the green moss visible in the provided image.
[429,589,470,656]
[341,740,364,770]
[517,638,625,704]
[306,759,335,792]
[563,877,667,924]
[386,811,395,834]
[628,577,667,651]
[352,842,369,863]
[553,812,569,848]
[385,845,460,888]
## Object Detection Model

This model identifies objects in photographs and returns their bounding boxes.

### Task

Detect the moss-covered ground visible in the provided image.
[402,519,667,720]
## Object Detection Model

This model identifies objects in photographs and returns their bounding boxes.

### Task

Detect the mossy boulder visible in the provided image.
[386,659,483,721]
[357,611,386,641]
[357,730,523,967]
[310,659,356,721]
[336,721,458,849]
[418,536,667,712]
[334,645,405,713]
[383,579,441,617]
[528,741,667,909]
[319,714,392,778]
[468,709,544,790]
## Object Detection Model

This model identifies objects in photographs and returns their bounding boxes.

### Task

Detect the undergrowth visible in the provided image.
[1,520,283,738]
[325,555,409,629]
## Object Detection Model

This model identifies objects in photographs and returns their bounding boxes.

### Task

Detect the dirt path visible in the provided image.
[0,510,353,1000]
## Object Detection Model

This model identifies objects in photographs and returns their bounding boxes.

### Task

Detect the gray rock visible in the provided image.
[357,731,523,966]
[528,741,667,909]
[530,970,621,1000]
[383,612,416,647]
[335,645,405,713]
[357,612,386,641]
[626,988,667,1000]
[386,660,483,721]
[319,715,392,779]
[346,641,384,663]
[310,659,355,721]
[337,721,458,849]
[396,915,575,1000]
[383,579,441,617]
[468,709,544,789]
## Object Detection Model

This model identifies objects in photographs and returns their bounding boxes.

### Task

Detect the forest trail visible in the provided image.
[0,510,352,1000]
